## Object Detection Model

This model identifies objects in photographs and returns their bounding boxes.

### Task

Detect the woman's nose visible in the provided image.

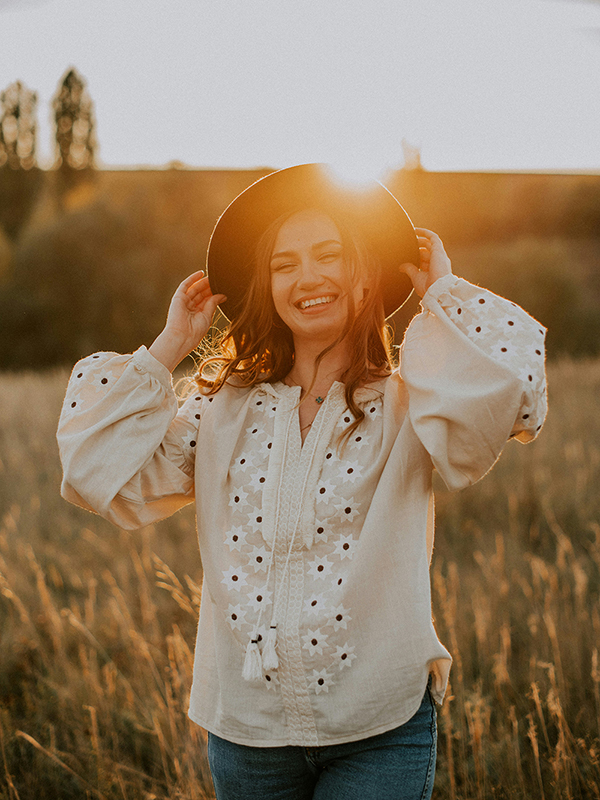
[296,258,323,287]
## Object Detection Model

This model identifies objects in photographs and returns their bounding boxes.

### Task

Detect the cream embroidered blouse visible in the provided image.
[57,274,548,747]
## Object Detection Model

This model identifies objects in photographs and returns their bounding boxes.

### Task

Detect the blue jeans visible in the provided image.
[207,679,437,800]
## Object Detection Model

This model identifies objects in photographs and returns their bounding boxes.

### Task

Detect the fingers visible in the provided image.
[178,271,226,307]
[415,228,447,255]
[398,261,421,281]
[402,234,431,272]
[417,241,431,270]
[203,293,226,319]
[185,275,212,302]
[178,270,207,293]
[189,288,227,313]
[414,227,443,243]
[168,270,227,328]
[211,293,228,309]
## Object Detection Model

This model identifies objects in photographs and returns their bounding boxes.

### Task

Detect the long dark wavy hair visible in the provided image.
[195,208,396,442]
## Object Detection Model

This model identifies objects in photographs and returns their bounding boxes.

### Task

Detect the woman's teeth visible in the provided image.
[298,295,336,310]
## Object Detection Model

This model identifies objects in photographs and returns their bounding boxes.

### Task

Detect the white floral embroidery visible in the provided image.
[490,342,513,362]
[334,643,356,670]
[245,423,265,438]
[517,365,538,388]
[230,452,256,474]
[501,314,526,337]
[335,460,363,484]
[301,628,328,657]
[248,545,271,573]
[264,671,280,689]
[249,470,268,493]
[314,520,335,543]
[329,605,351,631]
[224,526,249,552]
[260,438,274,456]
[307,556,334,580]
[348,430,371,450]
[466,321,491,338]
[309,668,334,694]
[304,593,329,617]
[332,534,356,560]
[228,487,250,509]
[333,498,361,524]
[365,404,380,420]
[246,588,273,614]
[246,508,265,534]
[316,478,337,500]
[221,566,249,591]
[264,403,278,419]
[227,603,249,631]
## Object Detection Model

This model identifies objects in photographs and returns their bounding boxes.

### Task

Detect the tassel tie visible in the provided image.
[262,624,279,671]
[242,624,278,682]
[242,494,307,682]
[242,508,304,681]
[242,637,263,682]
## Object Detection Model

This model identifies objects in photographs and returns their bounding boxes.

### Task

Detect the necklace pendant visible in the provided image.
[315,396,325,404]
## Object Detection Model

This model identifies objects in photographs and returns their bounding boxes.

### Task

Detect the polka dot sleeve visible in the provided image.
[57,346,201,529]
[422,275,547,442]
[401,275,548,491]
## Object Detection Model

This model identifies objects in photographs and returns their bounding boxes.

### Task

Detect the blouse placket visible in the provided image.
[265,383,349,745]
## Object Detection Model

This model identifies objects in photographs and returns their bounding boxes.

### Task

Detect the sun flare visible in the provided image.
[324,159,393,191]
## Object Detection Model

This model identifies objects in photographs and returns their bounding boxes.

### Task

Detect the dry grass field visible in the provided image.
[0,357,598,799]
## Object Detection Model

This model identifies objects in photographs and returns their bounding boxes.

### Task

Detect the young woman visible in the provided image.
[58,164,547,799]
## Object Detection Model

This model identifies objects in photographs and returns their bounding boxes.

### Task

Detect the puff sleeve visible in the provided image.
[400,274,547,491]
[57,346,202,529]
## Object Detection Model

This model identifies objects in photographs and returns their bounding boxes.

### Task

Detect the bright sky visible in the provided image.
[0,0,599,174]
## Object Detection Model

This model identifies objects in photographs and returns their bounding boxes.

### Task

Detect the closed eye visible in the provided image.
[319,252,342,263]
[271,262,297,272]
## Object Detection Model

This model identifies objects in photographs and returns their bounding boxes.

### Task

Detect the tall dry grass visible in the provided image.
[432,357,600,800]
[0,358,598,798]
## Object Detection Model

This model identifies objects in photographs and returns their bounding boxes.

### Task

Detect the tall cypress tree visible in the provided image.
[0,81,42,239]
[0,80,37,170]
[52,68,96,194]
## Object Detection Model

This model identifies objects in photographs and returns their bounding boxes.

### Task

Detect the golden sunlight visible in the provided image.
[324,158,392,191]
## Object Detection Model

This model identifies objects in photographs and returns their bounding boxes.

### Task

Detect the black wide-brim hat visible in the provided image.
[206,163,419,321]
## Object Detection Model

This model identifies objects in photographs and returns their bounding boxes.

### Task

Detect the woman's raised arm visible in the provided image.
[57,348,205,529]
[149,270,226,372]
[399,240,547,491]
[57,271,225,529]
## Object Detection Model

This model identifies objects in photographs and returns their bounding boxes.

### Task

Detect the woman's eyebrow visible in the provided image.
[312,239,342,250]
[271,240,342,261]
[271,249,296,260]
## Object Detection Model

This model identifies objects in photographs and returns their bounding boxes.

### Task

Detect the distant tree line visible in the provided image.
[0,69,95,238]
[0,68,599,369]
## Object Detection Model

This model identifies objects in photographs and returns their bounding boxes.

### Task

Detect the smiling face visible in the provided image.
[269,209,365,348]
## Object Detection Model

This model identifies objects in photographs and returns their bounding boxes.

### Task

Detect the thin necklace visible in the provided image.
[284,377,327,404]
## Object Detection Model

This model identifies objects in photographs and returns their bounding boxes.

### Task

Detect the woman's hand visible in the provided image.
[149,271,227,372]
[399,228,453,298]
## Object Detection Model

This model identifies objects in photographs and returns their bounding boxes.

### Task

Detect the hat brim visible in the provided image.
[206,163,419,321]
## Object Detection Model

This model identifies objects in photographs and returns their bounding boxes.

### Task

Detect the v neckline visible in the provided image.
[276,380,344,450]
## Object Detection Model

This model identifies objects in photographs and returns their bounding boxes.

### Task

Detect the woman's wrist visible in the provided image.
[149,330,195,373]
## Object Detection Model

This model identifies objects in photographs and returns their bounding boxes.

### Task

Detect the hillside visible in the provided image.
[0,166,599,368]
